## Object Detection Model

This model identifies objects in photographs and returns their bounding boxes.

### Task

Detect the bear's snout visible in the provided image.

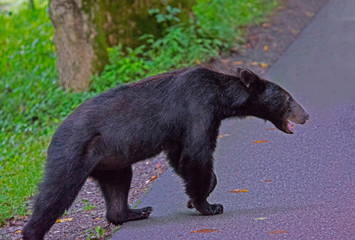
[288,100,309,125]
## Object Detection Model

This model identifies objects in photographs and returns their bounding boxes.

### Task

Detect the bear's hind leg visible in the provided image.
[91,167,152,225]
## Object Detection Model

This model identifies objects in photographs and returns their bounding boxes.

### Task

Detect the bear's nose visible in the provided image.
[305,113,310,121]
[302,112,310,123]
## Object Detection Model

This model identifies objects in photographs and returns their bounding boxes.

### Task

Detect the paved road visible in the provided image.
[113,1,355,239]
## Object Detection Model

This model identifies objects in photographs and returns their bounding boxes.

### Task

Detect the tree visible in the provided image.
[49,0,193,91]
[29,0,35,9]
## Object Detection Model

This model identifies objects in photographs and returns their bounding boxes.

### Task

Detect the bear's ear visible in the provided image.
[239,69,260,88]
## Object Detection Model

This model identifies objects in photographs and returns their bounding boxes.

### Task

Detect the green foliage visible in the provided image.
[92,0,279,92]
[148,5,181,24]
[94,226,105,238]
[0,0,279,226]
[91,23,221,91]
[81,199,98,211]
[90,45,149,91]
[193,0,279,47]
[144,24,221,71]
[84,225,105,240]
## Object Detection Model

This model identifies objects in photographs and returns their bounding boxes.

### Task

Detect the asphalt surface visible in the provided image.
[113,1,355,239]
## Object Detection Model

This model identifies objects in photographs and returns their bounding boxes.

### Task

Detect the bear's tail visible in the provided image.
[23,134,103,240]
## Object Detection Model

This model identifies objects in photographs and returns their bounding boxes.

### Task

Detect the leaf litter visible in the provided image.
[190,229,219,233]
[218,133,230,138]
[253,140,269,143]
[145,175,158,184]
[55,218,73,223]
[267,229,289,234]
[228,189,248,193]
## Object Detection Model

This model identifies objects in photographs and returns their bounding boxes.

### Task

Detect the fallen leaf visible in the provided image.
[243,43,251,49]
[253,140,268,143]
[264,179,273,182]
[221,59,229,64]
[190,229,219,233]
[95,218,100,220]
[276,6,285,11]
[231,46,239,52]
[218,134,230,138]
[14,230,22,234]
[155,163,164,174]
[155,162,162,169]
[254,217,268,221]
[262,23,270,28]
[267,229,289,234]
[263,45,268,51]
[228,189,248,193]
[290,29,300,35]
[305,11,315,17]
[232,61,243,65]
[55,218,73,223]
[260,62,268,68]
[17,216,27,220]
[146,175,157,184]
[251,61,259,66]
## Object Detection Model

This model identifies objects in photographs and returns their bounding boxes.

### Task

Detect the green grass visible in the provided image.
[81,199,98,212]
[0,0,278,225]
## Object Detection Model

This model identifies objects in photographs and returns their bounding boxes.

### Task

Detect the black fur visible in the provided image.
[23,66,309,240]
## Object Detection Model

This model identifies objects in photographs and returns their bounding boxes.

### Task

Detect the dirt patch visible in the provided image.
[0,0,328,239]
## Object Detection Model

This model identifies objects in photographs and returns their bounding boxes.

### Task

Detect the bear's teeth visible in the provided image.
[287,121,295,133]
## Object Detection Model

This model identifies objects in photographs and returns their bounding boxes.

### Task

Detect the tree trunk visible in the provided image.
[49,0,101,91]
[49,0,193,91]
[29,0,35,9]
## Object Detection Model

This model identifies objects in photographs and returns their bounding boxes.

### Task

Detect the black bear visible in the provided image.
[23,66,309,240]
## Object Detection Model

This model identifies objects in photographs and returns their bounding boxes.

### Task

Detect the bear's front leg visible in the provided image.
[187,170,217,210]
[179,149,223,215]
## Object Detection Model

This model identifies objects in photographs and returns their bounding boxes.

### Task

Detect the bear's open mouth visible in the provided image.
[286,120,295,133]
[283,113,309,134]
[279,119,296,134]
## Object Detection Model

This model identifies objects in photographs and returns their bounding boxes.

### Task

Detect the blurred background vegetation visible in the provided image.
[0,0,278,225]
